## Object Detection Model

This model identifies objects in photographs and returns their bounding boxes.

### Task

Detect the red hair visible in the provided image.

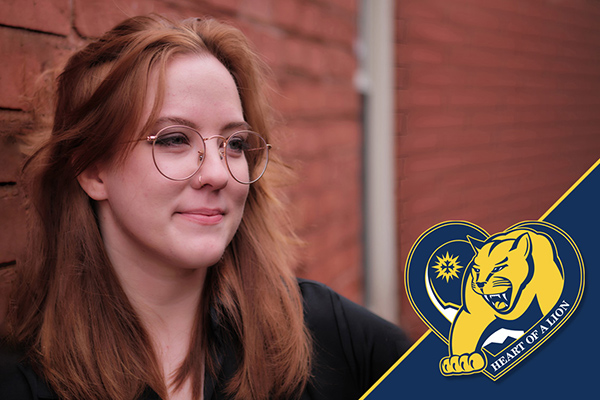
[8,14,311,400]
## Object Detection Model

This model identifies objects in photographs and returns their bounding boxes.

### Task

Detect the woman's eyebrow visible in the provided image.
[153,116,197,128]
[152,117,251,132]
[223,121,252,132]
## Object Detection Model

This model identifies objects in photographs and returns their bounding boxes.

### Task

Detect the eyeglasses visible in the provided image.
[147,125,271,184]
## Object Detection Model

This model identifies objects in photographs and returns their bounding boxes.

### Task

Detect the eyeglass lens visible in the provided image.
[151,126,269,184]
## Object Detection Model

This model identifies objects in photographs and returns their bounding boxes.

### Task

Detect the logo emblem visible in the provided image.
[405,221,584,380]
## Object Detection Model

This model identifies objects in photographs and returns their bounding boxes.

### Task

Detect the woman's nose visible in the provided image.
[191,140,229,189]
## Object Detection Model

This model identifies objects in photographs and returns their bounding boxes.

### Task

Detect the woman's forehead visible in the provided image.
[140,54,243,133]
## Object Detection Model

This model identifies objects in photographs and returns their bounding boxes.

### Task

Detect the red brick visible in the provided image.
[396,112,408,135]
[327,0,358,15]
[443,2,506,31]
[282,118,360,158]
[406,110,466,130]
[276,79,359,118]
[398,131,442,156]
[0,0,70,36]
[403,192,448,216]
[272,0,302,30]
[398,88,443,108]
[552,0,600,14]
[0,136,25,183]
[0,28,70,110]
[469,30,518,52]
[295,1,325,39]
[515,35,597,61]
[395,0,600,333]
[320,12,355,45]
[241,25,285,68]
[396,18,407,43]
[285,37,307,71]
[398,0,445,21]
[199,0,242,14]
[325,45,356,80]
[469,109,516,127]
[445,46,533,71]
[403,153,463,174]
[466,70,521,88]
[303,229,361,285]
[398,174,440,202]
[407,20,468,44]
[73,0,155,38]
[437,163,495,190]
[282,38,332,78]
[238,0,274,22]
[447,88,507,107]
[397,43,445,65]
[439,127,494,150]
[72,0,225,38]
[408,65,469,87]
[503,14,595,46]
[284,118,361,239]
[461,0,600,30]
[396,67,410,89]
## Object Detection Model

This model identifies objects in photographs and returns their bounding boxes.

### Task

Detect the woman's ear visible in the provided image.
[77,164,108,201]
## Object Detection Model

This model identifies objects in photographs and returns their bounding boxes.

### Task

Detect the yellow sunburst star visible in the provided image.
[433,252,462,282]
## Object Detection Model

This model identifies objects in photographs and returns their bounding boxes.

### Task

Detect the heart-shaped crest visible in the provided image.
[405,220,584,380]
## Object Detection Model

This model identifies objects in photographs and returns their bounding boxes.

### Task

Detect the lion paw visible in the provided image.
[440,352,486,375]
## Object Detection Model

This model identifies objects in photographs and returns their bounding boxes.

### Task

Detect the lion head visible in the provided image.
[467,232,535,315]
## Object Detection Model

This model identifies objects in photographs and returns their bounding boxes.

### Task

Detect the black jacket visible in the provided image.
[0,279,411,399]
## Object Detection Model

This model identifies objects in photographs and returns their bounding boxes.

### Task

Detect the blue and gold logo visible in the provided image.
[405,220,584,380]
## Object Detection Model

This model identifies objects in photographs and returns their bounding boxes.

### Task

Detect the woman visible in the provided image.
[0,14,411,400]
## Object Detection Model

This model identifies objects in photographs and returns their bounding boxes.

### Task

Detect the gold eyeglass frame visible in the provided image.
[146,125,272,185]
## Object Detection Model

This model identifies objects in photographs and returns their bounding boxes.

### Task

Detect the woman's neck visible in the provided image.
[113,259,207,331]
[111,258,208,399]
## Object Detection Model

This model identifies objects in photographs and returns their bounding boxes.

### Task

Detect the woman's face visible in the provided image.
[85,54,250,274]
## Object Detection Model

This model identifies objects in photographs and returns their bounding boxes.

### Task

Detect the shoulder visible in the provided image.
[297,279,412,398]
[298,278,410,349]
[0,341,57,400]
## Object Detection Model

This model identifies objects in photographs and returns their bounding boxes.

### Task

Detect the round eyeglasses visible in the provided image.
[147,125,271,184]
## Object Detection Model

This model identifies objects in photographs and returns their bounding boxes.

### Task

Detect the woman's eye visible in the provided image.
[226,137,248,154]
[155,132,190,147]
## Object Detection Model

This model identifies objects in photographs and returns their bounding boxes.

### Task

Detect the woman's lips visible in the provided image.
[177,209,224,225]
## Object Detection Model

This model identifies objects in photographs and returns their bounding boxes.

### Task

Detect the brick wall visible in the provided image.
[396,0,600,339]
[0,0,363,321]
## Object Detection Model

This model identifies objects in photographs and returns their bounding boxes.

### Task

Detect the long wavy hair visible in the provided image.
[7,14,311,400]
